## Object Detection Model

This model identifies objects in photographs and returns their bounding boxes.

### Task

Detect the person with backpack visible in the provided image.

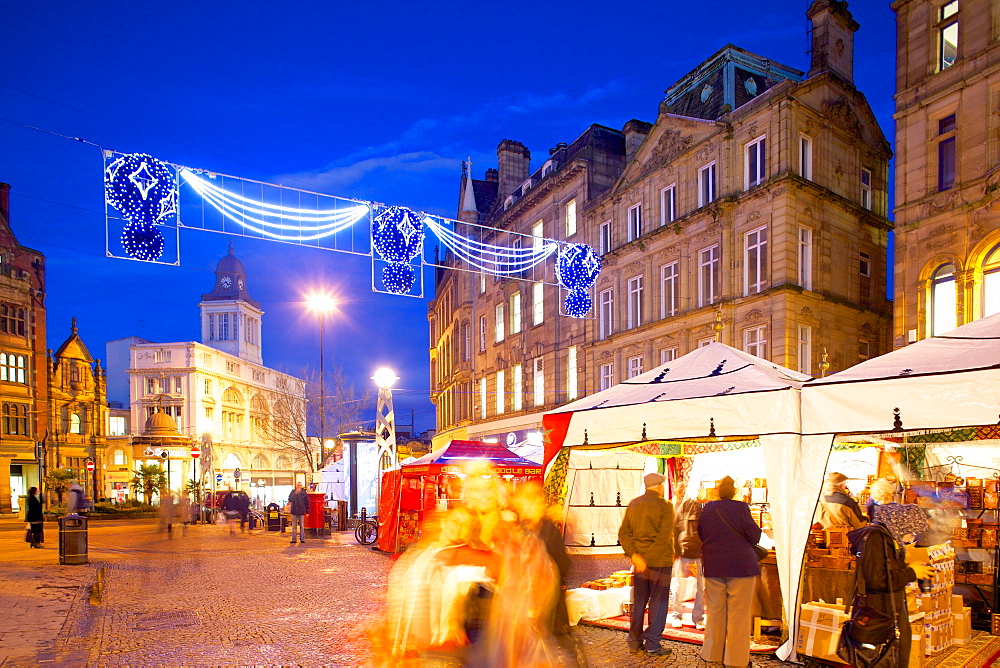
[668,497,705,630]
[66,482,90,515]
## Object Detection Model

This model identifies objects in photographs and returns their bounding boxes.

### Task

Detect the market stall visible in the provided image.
[542,343,821,647]
[795,312,1000,662]
[376,439,543,553]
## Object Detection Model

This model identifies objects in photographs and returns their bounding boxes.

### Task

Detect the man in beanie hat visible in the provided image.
[618,471,676,656]
[817,471,866,529]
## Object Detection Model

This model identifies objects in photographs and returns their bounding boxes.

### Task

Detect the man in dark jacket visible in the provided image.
[288,482,310,544]
[618,472,676,657]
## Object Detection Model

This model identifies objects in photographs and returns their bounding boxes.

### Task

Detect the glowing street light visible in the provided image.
[305,292,337,469]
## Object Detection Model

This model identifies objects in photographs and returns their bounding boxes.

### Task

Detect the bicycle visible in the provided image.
[354,507,378,545]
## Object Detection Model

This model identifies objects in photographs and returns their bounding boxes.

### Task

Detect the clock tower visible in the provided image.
[198,245,263,364]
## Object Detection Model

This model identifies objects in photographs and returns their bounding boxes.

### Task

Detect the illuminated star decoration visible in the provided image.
[555,244,602,317]
[371,206,425,294]
[105,153,177,261]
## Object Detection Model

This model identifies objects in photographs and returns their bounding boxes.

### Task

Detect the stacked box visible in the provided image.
[796,602,848,663]
[952,607,972,646]
[909,613,926,668]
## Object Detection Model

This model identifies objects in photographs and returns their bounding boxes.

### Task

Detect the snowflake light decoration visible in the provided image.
[106,153,177,261]
[556,243,602,317]
[372,206,425,294]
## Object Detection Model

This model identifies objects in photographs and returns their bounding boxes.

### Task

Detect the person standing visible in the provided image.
[26,487,44,548]
[699,476,760,668]
[818,472,867,529]
[618,471,675,657]
[668,497,705,630]
[288,481,309,544]
[222,490,240,535]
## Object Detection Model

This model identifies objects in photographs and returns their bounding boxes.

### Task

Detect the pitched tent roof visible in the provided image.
[402,439,542,476]
[543,342,809,466]
[802,312,1000,435]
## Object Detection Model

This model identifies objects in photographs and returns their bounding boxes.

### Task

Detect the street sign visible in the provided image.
[190,444,201,459]
[234,468,241,481]
[85,460,95,472]
[216,473,223,483]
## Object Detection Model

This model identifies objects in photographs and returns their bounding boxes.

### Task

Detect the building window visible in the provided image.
[512,364,523,411]
[931,263,957,336]
[599,363,614,391]
[939,1,959,71]
[743,326,767,359]
[495,370,505,415]
[205,406,214,420]
[109,417,127,437]
[479,378,487,419]
[2,403,29,436]
[532,221,544,251]
[698,162,717,207]
[533,358,545,407]
[479,274,486,294]
[860,168,872,210]
[208,314,215,341]
[698,337,714,348]
[660,346,678,365]
[627,355,644,379]
[983,244,1000,318]
[661,185,677,225]
[112,448,127,465]
[226,360,240,374]
[70,413,82,434]
[699,245,720,307]
[461,322,471,361]
[799,227,813,291]
[599,220,612,255]
[218,313,230,341]
[252,369,264,382]
[744,226,768,296]
[745,135,767,189]
[202,353,211,366]
[565,198,577,237]
[0,305,26,336]
[510,292,522,334]
[627,204,642,242]
[599,288,614,339]
[532,282,544,325]
[479,315,487,352]
[858,340,871,362]
[660,262,679,319]
[494,303,505,342]
[154,350,171,363]
[799,135,813,180]
[938,114,957,191]
[0,353,26,383]
[627,275,644,329]
[798,326,812,375]
[203,378,212,395]
[566,346,578,400]
[860,251,872,306]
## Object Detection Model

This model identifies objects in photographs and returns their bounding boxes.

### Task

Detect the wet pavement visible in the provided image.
[0,518,791,666]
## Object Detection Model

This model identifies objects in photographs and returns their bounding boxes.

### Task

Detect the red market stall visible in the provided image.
[376,440,543,553]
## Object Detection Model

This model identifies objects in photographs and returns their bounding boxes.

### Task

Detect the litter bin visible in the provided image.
[58,514,88,565]
[266,503,282,532]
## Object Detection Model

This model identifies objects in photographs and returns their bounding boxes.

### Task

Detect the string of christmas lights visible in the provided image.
[423,216,558,275]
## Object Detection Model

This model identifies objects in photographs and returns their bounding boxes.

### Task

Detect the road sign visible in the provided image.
[85,460,95,473]
[216,473,223,483]
[190,444,201,459]
[234,468,241,481]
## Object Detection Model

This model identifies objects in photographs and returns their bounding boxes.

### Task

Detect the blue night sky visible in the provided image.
[0,1,897,433]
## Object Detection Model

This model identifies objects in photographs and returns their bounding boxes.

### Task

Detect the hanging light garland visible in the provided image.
[105,152,603,315]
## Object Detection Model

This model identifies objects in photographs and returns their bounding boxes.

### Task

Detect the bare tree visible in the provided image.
[257,366,371,473]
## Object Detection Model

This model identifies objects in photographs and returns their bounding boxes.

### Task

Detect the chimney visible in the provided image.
[807,0,859,84]
[497,139,530,200]
[0,182,9,223]
[623,119,652,164]
[484,168,499,183]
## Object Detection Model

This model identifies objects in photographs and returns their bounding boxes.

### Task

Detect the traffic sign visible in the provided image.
[190,444,201,459]
[216,473,223,483]
[85,460,95,473]
[234,467,241,481]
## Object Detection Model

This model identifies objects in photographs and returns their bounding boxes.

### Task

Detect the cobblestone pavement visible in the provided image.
[0,519,792,667]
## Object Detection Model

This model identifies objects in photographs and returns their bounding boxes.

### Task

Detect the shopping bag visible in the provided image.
[24,525,31,543]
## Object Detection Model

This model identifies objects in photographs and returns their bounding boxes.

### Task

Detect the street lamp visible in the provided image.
[306,292,337,470]
[372,368,398,511]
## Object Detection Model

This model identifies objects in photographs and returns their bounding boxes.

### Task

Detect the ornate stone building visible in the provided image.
[105,247,309,504]
[47,319,107,500]
[430,0,892,447]
[892,0,1000,341]
[0,182,47,514]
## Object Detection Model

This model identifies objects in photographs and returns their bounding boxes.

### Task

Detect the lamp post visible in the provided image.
[306,292,337,472]
[372,367,398,511]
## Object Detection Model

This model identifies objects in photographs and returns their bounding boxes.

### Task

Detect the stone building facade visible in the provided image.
[0,182,47,514]
[429,0,892,447]
[105,248,309,504]
[892,0,1000,341]
[47,319,108,501]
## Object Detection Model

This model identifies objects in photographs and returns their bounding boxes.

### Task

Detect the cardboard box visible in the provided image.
[952,594,964,614]
[909,613,926,668]
[797,602,847,663]
[953,608,972,646]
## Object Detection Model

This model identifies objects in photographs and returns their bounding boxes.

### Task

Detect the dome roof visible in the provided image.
[215,246,246,275]
[143,410,180,437]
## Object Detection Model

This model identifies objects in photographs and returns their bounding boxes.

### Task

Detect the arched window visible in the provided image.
[222,387,243,406]
[223,452,242,469]
[930,263,957,336]
[112,449,127,466]
[984,245,1000,318]
[251,454,269,469]
[274,456,290,470]
[70,413,82,434]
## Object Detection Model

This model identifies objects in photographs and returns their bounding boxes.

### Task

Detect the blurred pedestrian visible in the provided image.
[618,471,675,657]
[222,490,240,535]
[66,481,85,515]
[158,489,176,534]
[234,490,250,532]
[177,494,191,535]
[668,497,705,630]
[699,476,760,668]
[26,487,44,549]
[288,482,309,544]
[818,472,867,529]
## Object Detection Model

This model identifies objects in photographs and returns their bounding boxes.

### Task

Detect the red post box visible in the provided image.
[305,492,325,530]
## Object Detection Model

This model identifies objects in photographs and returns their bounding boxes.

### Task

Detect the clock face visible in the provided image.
[237,279,245,290]
[220,276,232,288]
